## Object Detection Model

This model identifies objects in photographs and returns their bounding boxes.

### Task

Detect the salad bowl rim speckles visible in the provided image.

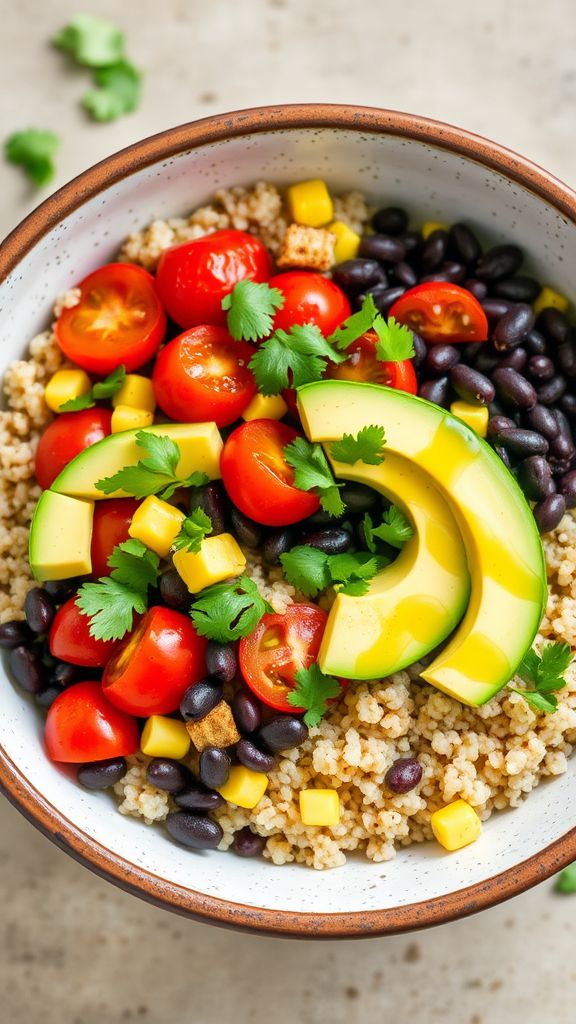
[1,104,576,937]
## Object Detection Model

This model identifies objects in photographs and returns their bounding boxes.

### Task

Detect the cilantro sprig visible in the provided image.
[373,315,415,362]
[330,425,386,466]
[60,364,126,412]
[5,130,60,187]
[280,546,388,598]
[172,508,212,553]
[222,280,284,341]
[190,576,272,642]
[284,436,344,517]
[83,61,141,122]
[509,641,573,714]
[248,323,346,396]
[76,538,159,640]
[328,294,378,350]
[363,507,414,551]
[95,431,208,500]
[287,663,341,727]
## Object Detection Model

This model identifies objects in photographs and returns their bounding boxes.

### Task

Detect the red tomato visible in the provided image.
[152,325,256,427]
[90,499,140,578]
[156,229,272,329]
[389,282,489,344]
[45,681,140,763]
[220,419,320,526]
[270,271,351,336]
[102,606,207,716]
[49,596,119,667]
[325,330,417,394]
[55,263,166,374]
[35,408,112,490]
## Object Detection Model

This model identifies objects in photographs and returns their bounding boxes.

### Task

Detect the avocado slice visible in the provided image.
[298,380,547,706]
[29,491,94,581]
[51,422,223,500]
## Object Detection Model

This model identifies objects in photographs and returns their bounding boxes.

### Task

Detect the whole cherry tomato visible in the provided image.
[55,263,166,373]
[156,229,272,329]
[389,282,489,343]
[325,329,417,393]
[90,498,140,578]
[220,419,320,526]
[102,606,207,716]
[45,681,140,763]
[35,408,112,491]
[49,596,119,667]
[270,271,351,336]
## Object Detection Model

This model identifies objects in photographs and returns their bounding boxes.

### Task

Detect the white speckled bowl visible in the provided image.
[1,106,575,937]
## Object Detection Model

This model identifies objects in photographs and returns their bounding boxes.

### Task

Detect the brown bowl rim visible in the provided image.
[1,103,575,938]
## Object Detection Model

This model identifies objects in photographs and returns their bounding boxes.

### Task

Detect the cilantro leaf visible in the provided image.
[190,576,272,642]
[95,430,208,500]
[173,508,213,553]
[106,538,159,591]
[555,863,576,894]
[5,129,59,187]
[75,537,160,641]
[60,364,126,411]
[510,640,573,714]
[373,315,415,362]
[509,688,559,715]
[329,552,388,595]
[83,61,141,122]
[248,323,346,396]
[222,280,284,341]
[58,393,95,412]
[280,546,331,598]
[328,294,378,350]
[364,506,414,551]
[284,436,345,517]
[53,14,125,67]
[287,663,341,727]
[330,425,386,466]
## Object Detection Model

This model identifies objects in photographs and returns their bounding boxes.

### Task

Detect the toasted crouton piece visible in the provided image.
[276,223,336,272]
[185,700,241,752]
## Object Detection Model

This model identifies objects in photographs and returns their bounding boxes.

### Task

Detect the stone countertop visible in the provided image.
[0,1,575,1022]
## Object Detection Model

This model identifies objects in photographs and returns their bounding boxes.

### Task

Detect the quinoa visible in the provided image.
[3,183,576,869]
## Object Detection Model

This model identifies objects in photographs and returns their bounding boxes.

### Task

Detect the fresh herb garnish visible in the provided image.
[555,863,576,894]
[60,364,126,411]
[373,315,415,362]
[328,294,379,350]
[172,508,213,553]
[330,425,386,466]
[509,640,573,714]
[363,507,414,551]
[280,546,387,598]
[248,323,346,396]
[287,663,341,727]
[5,130,60,187]
[83,60,141,122]
[283,436,345,517]
[95,431,209,500]
[221,280,284,341]
[76,538,159,640]
[53,14,125,67]
[190,576,273,642]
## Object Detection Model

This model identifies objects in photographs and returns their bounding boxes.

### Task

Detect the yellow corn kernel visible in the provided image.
[141,715,191,759]
[328,220,361,263]
[242,392,288,422]
[45,368,92,412]
[533,286,569,318]
[218,765,268,809]
[450,400,489,438]
[286,179,334,228]
[173,533,246,593]
[128,495,185,557]
[112,374,156,412]
[430,799,481,852]
[299,789,340,826]
[111,405,154,433]
[421,220,448,240]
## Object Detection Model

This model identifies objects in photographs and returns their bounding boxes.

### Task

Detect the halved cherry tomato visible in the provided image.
[102,606,207,716]
[55,263,166,374]
[152,325,256,427]
[45,681,140,763]
[90,498,140,578]
[270,271,351,336]
[35,408,112,491]
[325,329,417,393]
[220,419,320,526]
[389,282,488,343]
[49,596,120,667]
[156,229,272,329]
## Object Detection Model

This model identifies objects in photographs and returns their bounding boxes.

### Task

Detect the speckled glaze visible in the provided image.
[1,106,575,938]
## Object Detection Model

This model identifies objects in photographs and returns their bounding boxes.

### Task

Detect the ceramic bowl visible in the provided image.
[1,105,575,938]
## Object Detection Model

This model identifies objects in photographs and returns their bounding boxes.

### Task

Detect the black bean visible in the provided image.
[450,365,495,406]
[492,304,535,351]
[420,229,448,273]
[340,483,379,515]
[545,477,558,495]
[399,230,422,257]
[448,223,482,265]
[52,661,83,688]
[188,482,227,535]
[147,759,191,793]
[199,747,231,789]
[362,285,406,316]
[359,234,406,264]
[560,393,576,419]
[180,679,223,722]
[516,456,553,501]
[463,278,488,301]
[487,415,516,437]
[476,244,522,280]
[557,339,576,378]
[537,307,569,344]
[493,444,512,469]
[525,329,547,356]
[425,344,461,376]
[493,276,541,303]
[372,206,408,235]
[559,471,576,508]
[492,368,537,410]
[9,646,46,694]
[464,342,484,362]
[385,757,423,794]
[236,738,275,774]
[78,758,127,790]
[258,715,309,753]
[533,493,566,533]
[499,347,527,372]
[300,527,351,555]
[410,333,427,369]
[393,261,417,288]
[232,826,267,858]
[175,783,224,811]
[159,568,192,611]
[553,407,573,443]
[232,689,262,735]
[551,434,575,461]
[333,258,384,291]
[43,578,83,604]
[229,506,262,548]
[527,404,560,441]
[0,620,33,649]
[205,642,237,684]
[481,298,513,324]
[419,376,451,408]
[263,528,295,565]
[473,345,500,375]
[24,588,55,634]
[166,811,223,850]
[536,376,567,405]
[36,686,62,710]
[527,355,555,381]
[495,428,549,457]
[439,260,466,282]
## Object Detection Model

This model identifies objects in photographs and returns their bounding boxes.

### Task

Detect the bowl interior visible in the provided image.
[1,121,575,922]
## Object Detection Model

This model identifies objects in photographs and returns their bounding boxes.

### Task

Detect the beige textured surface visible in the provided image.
[0,0,575,1020]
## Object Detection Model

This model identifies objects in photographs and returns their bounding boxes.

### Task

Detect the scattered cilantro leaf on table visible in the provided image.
[373,315,415,362]
[330,425,386,466]
[509,640,573,714]
[287,663,341,727]
[555,863,576,894]
[60,364,126,411]
[222,280,284,341]
[5,130,60,187]
[363,507,414,552]
[284,436,345,517]
[280,547,387,598]
[76,538,159,640]
[83,61,141,122]
[328,294,378,350]
[190,576,273,642]
[53,14,125,67]
[95,430,208,500]
[172,508,213,553]
[249,323,346,396]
